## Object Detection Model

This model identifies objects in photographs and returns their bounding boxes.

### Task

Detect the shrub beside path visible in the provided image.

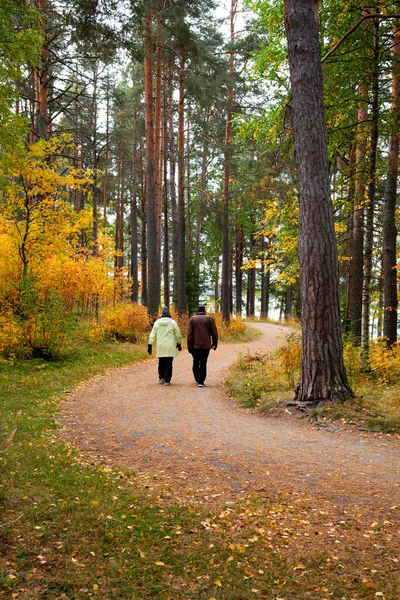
[60,323,400,510]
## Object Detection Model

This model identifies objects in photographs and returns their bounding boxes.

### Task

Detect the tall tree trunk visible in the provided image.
[91,66,99,257]
[221,0,238,322]
[350,87,368,344]
[177,54,186,314]
[344,137,357,333]
[377,253,384,338]
[247,230,256,317]
[284,286,292,321]
[186,109,192,254]
[215,255,220,312]
[144,3,159,315]
[168,65,178,305]
[235,220,244,316]
[163,82,170,307]
[155,0,163,272]
[194,110,210,288]
[260,236,270,318]
[131,135,139,302]
[33,0,49,140]
[260,269,270,319]
[140,141,148,306]
[362,18,380,353]
[383,22,400,346]
[103,84,110,229]
[115,146,122,270]
[73,83,80,212]
[284,0,353,406]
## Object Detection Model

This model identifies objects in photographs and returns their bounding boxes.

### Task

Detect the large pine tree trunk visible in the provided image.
[362,19,380,353]
[177,55,186,314]
[383,23,400,346]
[144,3,159,315]
[285,0,353,406]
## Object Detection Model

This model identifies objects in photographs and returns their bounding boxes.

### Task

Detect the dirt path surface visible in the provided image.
[60,323,400,510]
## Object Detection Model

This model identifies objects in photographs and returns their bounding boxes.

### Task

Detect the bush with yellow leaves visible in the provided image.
[102,303,150,343]
[212,312,247,340]
[277,331,302,389]
[368,340,400,384]
[0,310,24,358]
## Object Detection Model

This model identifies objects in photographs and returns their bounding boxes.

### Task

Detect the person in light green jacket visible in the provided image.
[147,307,182,386]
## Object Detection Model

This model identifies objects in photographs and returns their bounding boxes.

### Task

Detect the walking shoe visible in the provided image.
[158,378,165,384]
[164,382,171,386]
[198,383,204,387]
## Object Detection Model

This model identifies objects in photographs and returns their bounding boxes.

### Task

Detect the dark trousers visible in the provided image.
[191,349,210,385]
[158,357,173,383]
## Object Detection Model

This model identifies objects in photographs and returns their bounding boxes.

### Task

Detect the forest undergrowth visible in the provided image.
[225,329,400,435]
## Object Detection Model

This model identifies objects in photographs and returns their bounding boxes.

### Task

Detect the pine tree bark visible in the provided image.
[194,112,209,283]
[260,236,270,318]
[284,0,353,406]
[362,18,380,353]
[91,66,99,257]
[103,85,110,229]
[168,66,179,305]
[33,0,50,140]
[221,0,237,323]
[177,54,186,314]
[383,22,400,346]
[131,134,139,303]
[163,84,170,307]
[344,137,357,333]
[155,0,163,272]
[140,141,148,306]
[235,221,244,316]
[247,230,256,317]
[350,88,368,344]
[144,3,159,315]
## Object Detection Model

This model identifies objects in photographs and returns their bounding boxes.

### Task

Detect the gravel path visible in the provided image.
[60,323,400,509]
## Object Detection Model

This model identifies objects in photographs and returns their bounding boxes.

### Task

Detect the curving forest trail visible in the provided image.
[60,323,400,511]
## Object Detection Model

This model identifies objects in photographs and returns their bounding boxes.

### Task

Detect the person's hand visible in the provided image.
[177,343,182,351]
[188,347,193,355]
[147,344,152,355]
[212,345,217,351]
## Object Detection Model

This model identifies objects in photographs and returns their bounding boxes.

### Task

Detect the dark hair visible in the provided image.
[161,306,171,318]
[197,305,206,314]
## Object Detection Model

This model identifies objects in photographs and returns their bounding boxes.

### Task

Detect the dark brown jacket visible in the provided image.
[187,313,218,350]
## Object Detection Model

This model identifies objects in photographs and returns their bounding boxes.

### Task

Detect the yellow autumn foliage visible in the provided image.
[213,312,247,339]
[368,341,400,384]
[102,303,150,342]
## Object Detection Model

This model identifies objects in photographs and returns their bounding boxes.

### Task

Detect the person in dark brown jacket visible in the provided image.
[187,305,218,387]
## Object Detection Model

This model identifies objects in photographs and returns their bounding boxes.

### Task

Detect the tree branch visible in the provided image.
[321,14,400,64]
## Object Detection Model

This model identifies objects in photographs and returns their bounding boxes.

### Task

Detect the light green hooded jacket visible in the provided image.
[148,317,182,357]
